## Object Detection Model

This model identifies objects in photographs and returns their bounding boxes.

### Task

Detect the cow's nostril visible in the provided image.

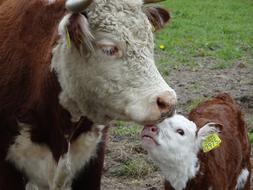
[156,94,172,112]
[157,97,168,110]
[156,91,177,119]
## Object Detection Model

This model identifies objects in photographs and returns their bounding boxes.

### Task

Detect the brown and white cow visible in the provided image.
[142,93,251,190]
[0,0,177,189]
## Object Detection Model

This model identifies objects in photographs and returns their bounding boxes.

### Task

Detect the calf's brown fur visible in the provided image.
[165,93,251,190]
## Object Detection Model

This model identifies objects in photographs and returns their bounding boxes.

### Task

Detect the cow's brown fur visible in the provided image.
[0,0,6,6]
[165,93,251,190]
[0,0,68,160]
[0,0,65,116]
[0,1,106,189]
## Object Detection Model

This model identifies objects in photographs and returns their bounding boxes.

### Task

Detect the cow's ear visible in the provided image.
[67,14,94,51]
[59,13,94,52]
[144,7,170,31]
[196,122,223,147]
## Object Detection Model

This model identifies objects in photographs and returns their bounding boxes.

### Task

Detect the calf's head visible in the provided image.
[141,114,222,189]
[141,114,222,166]
[52,0,176,124]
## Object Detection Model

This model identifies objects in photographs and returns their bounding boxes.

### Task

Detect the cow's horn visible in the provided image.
[144,0,165,4]
[66,0,93,13]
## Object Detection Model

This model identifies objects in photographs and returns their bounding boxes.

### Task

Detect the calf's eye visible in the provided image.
[176,129,184,136]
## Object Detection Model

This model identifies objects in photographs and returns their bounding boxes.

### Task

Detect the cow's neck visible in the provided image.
[5,65,99,190]
[15,68,93,161]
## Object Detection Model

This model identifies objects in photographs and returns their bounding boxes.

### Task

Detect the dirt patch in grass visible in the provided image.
[101,59,253,190]
[165,58,253,129]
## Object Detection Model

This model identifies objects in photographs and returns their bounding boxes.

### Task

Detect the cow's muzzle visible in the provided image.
[155,91,176,122]
[138,91,177,125]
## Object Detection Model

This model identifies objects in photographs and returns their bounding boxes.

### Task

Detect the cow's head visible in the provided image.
[51,0,177,124]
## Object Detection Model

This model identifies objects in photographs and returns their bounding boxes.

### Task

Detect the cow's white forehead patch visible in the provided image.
[87,0,154,61]
[94,0,143,7]
[45,0,56,5]
[119,0,144,7]
[87,0,151,39]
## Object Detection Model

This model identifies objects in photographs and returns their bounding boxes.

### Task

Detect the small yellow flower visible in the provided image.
[159,44,165,50]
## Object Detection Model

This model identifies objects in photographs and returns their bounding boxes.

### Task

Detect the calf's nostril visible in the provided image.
[151,127,158,133]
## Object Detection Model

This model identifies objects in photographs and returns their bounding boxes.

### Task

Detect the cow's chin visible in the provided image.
[89,104,161,125]
[59,91,160,125]
[125,103,161,125]
[78,100,160,125]
[84,109,157,126]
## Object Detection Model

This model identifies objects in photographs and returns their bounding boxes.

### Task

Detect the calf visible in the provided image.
[142,93,251,190]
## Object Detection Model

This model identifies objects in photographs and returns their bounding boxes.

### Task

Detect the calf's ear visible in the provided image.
[196,122,223,146]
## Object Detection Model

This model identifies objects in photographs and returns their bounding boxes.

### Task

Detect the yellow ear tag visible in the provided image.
[202,133,221,153]
[65,26,71,49]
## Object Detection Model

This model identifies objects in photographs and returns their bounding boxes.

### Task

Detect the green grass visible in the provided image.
[155,0,253,72]
[112,121,140,138]
[248,115,253,127]
[186,97,207,112]
[111,157,156,178]
[248,133,253,144]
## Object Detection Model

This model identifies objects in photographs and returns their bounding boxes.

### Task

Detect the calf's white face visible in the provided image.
[141,114,221,190]
[52,0,177,124]
[142,114,220,162]
[142,115,199,160]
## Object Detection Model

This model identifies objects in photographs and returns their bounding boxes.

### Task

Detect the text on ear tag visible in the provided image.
[202,133,221,153]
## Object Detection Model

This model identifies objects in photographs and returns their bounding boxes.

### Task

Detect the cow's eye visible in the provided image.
[101,46,119,57]
[96,39,123,58]
[176,129,184,136]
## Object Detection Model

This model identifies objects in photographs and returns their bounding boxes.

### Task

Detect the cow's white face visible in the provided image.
[52,0,176,124]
